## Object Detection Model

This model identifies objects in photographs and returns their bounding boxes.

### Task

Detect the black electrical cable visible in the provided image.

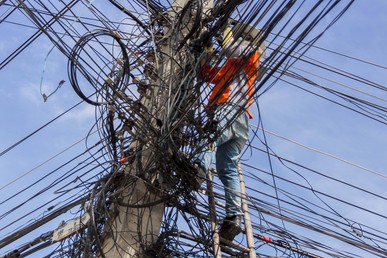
[2,0,379,257]
[68,29,130,106]
[0,101,84,158]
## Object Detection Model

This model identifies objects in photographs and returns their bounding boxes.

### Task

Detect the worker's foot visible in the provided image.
[219,215,242,241]
[191,163,206,191]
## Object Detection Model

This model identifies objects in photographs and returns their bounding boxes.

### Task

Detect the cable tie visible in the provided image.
[133,76,141,84]
[116,58,123,66]
[120,157,129,163]
[137,58,145,66]
[147,52,156,62]
[105,76,113,86]
[107,104,115,112]
[259,235,273,243]
[112,31,122,39]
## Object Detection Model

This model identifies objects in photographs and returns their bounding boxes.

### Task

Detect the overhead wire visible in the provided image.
[0,129,99,192]
[1,0,386,257]
[0,100,84,158]
[249,124,387,180]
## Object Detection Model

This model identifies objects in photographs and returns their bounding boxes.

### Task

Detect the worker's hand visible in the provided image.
[200,30,213,48]
[190,30,213,53]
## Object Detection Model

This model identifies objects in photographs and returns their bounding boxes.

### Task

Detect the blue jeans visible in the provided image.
[195,104,249,217]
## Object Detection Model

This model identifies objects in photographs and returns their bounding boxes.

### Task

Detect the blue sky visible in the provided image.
[0,1,386,257]
[247,2,387,255]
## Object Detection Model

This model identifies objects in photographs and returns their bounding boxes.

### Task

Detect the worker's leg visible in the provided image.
[216,109,248,240]
[193,104,248,190]
[216,139,243,216]
[216,108,249,216]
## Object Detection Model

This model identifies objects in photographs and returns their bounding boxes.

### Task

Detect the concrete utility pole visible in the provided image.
[101,180,164,257]
[101,1,213,257]
[100,28,171,258]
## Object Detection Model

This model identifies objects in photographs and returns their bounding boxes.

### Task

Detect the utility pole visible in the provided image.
[101,179,164,257]
[100,1,213,257]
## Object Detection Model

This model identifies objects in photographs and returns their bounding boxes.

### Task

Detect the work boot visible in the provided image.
[219,215,243,241]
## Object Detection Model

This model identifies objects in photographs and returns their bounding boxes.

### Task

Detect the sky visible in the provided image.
[0,0,386,257]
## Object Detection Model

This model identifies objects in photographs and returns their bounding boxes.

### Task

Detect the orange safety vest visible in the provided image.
[199,50,260,119]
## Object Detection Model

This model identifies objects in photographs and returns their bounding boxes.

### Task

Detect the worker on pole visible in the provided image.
[193,23,260,241]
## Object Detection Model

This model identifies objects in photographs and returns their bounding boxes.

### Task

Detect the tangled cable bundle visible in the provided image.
[2,1,387,257]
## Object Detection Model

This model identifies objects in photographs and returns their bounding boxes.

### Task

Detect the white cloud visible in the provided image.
[18,82,45,106]
[59,103,95,124]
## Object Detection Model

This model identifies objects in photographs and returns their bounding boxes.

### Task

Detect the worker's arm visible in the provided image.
[198,64,221,84]
[198,49,221,84]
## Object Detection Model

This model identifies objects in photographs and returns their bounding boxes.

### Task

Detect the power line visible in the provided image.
[2,0,386,257]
